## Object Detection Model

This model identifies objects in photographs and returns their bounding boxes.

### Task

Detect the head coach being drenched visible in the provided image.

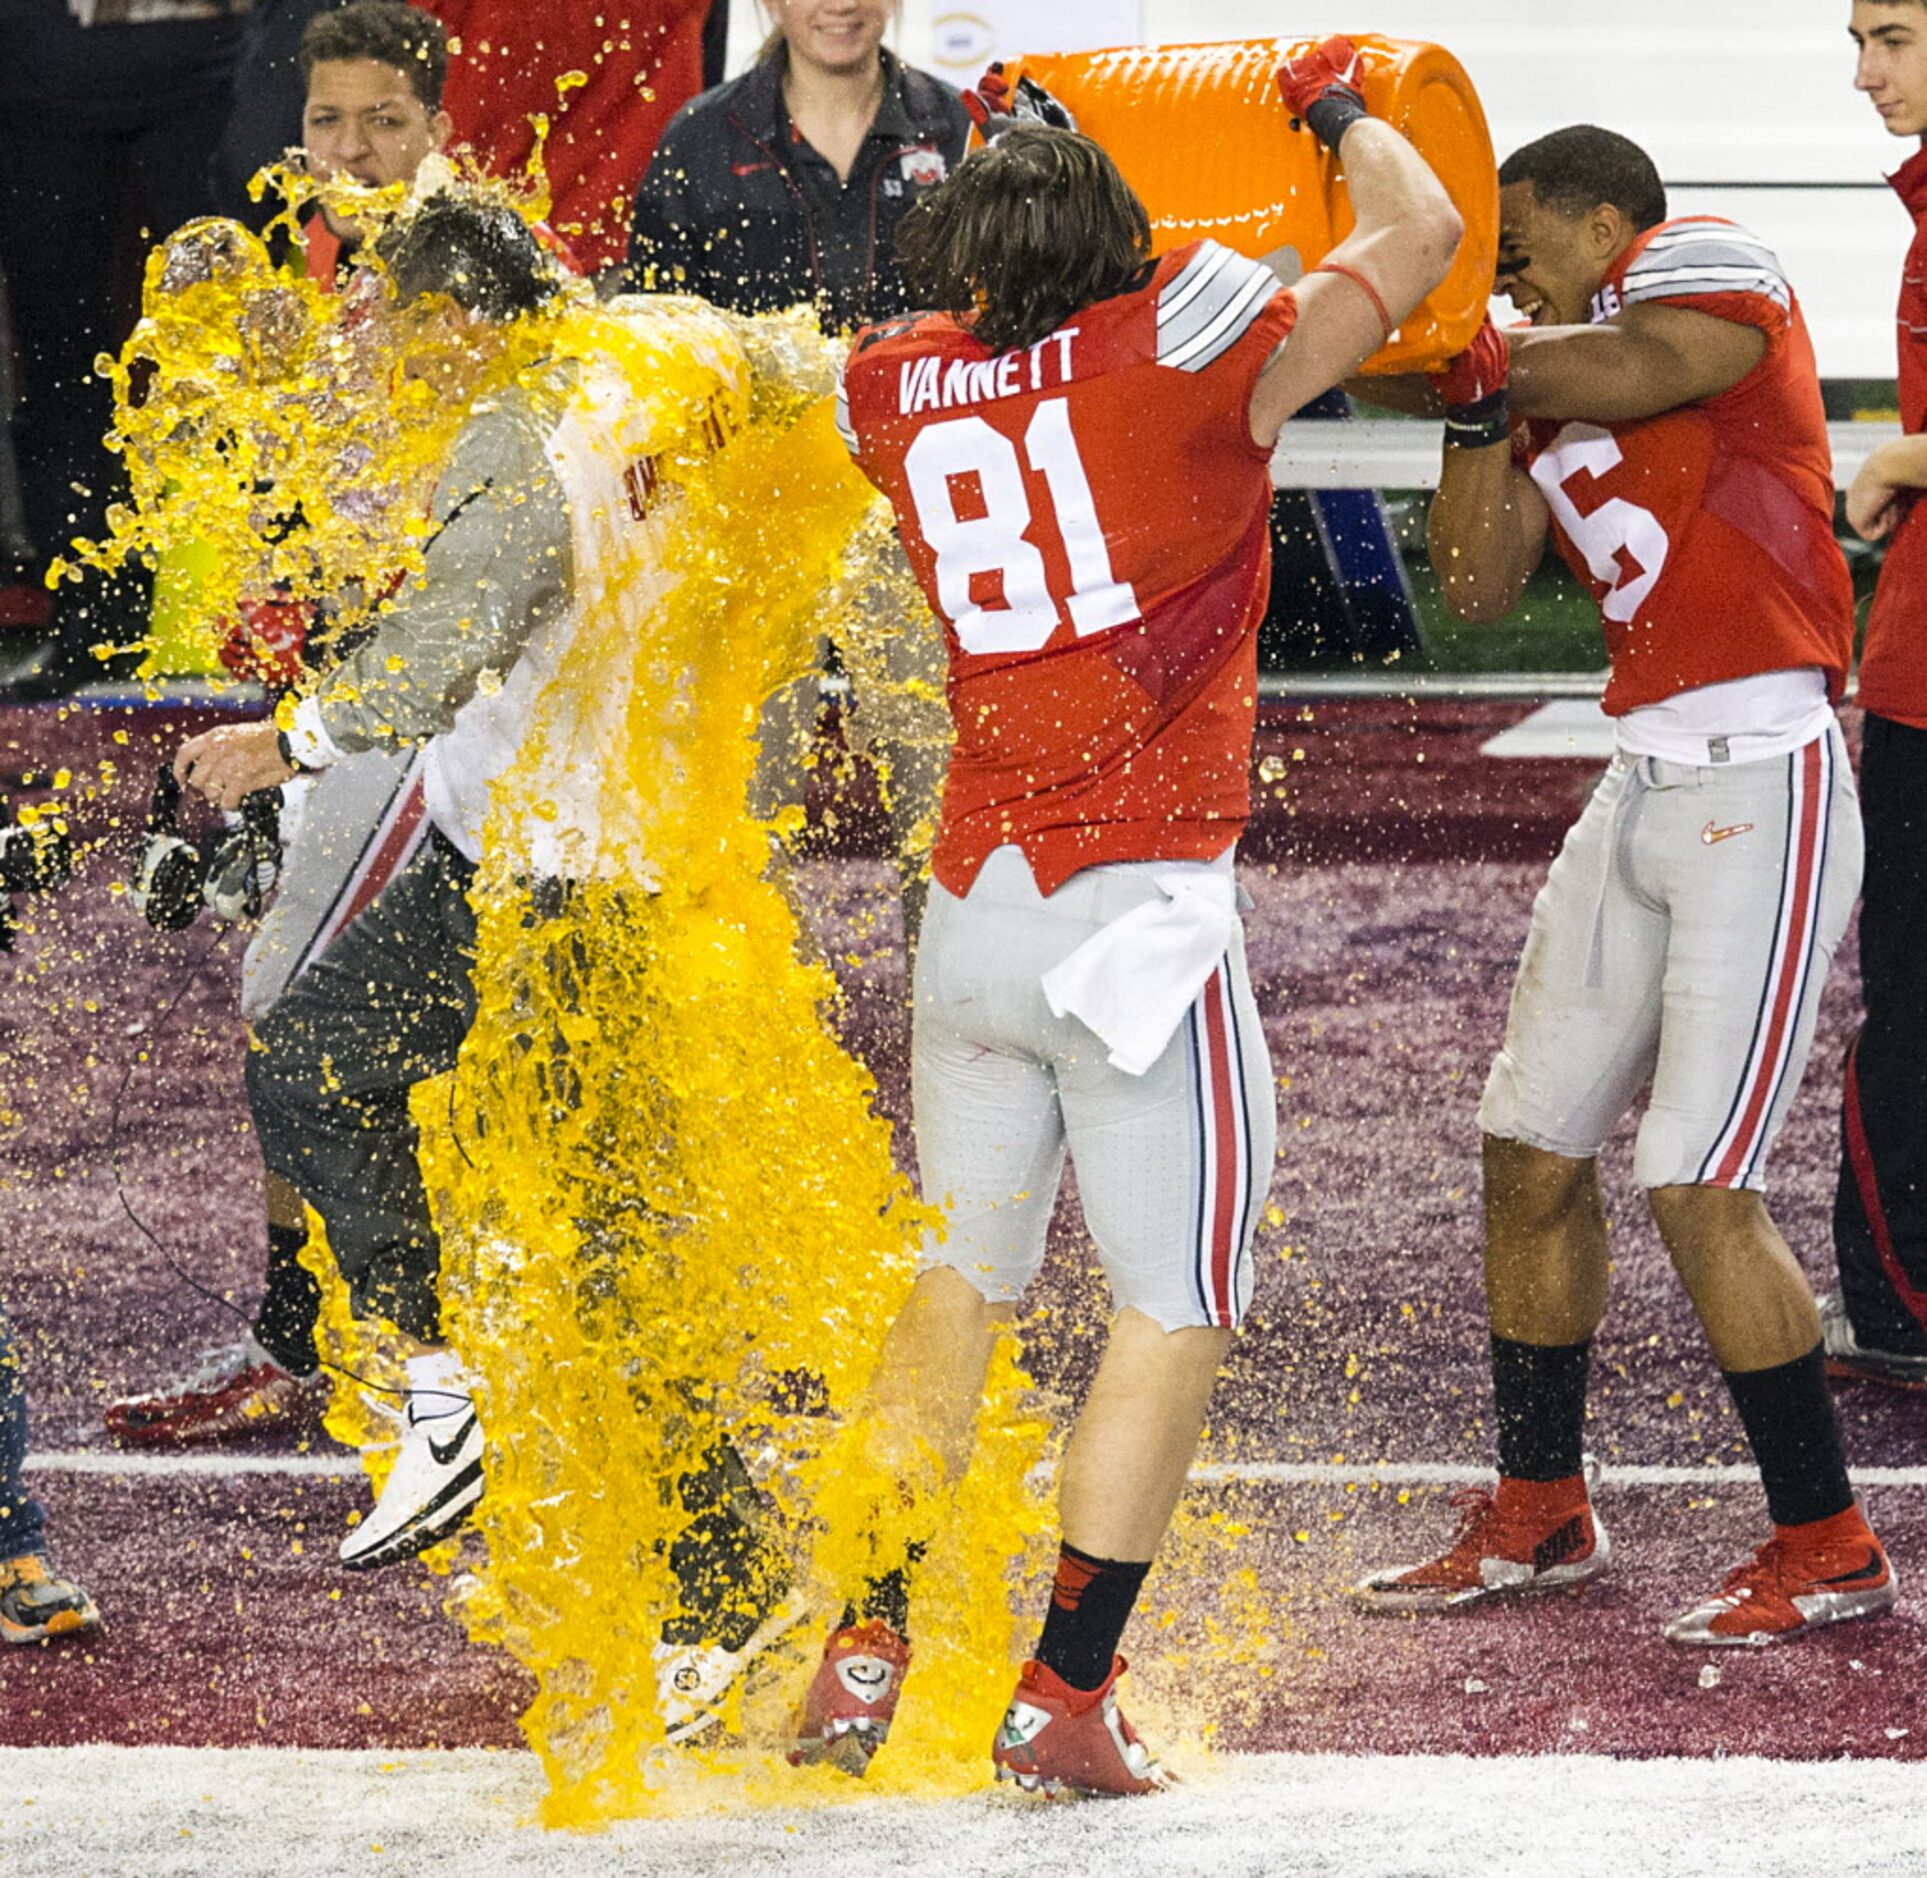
[788,44,1461,1795]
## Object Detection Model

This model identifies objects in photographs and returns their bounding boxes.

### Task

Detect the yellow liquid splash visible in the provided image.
[78,179,1260,1824]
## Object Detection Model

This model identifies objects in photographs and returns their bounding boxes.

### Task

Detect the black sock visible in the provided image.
[252,1223,322,1378]
[1722,1343,1854,1528]
[841,1540,926,1638]
[1034,1543,1150,1692]
[1491,1335,1591,1482]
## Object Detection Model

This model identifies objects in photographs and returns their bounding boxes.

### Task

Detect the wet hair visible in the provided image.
[1498,126,1667,233]
[301,0,449,112]
[377,196,560,321]
[894,125,1151,355]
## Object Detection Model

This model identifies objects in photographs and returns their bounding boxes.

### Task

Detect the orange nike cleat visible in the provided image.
[788,1619,910,1774]
[0,1552,101,1646]
[1353,1469,1609,1611]
[992,1657,1168,1797]
[1665,1505,1897,1646]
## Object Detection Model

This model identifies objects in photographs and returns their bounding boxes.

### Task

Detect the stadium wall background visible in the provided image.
[717,0,1905,386]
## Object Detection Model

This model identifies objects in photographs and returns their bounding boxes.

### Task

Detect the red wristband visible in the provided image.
[1309,261,1394,346]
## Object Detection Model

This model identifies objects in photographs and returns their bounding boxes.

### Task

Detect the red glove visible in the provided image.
[217,596,312,691]
[1433,315,1510,410]
[1275,36,1367,150]
[1432,315,1513,449]
[963,62,1077,140]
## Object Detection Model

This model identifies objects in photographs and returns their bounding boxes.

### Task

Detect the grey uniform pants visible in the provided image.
[245,827,478,1343]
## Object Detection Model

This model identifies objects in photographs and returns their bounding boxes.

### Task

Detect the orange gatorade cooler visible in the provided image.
[1003,36,1497,374]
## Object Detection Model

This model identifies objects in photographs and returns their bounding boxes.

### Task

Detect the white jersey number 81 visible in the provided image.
[903,398,1142,656]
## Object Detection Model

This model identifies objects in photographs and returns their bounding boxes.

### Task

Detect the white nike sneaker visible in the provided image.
[652,1592,808,1745]
[339,1363,483,1572]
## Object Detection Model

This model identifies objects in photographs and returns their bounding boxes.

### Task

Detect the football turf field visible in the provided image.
[2,690,1922,1876]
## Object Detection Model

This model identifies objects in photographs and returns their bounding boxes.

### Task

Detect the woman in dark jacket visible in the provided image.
[629,4,966,951]
[627,2,969,333]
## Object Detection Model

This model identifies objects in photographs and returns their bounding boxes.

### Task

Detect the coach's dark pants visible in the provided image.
[1834,712,1927,1354]
[246,828,477,1345]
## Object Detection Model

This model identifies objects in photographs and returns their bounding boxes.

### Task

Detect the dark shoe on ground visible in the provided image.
[1818,1292,1927,1391]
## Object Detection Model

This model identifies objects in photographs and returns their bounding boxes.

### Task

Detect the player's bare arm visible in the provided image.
[1249,41,1463,448]
[1424,315,1549,623]
[1428,440,1549,624]
[1506,302,1766,423]
[1847,432,1927,538]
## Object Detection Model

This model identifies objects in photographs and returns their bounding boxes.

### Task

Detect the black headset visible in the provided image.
[131,763,282,931]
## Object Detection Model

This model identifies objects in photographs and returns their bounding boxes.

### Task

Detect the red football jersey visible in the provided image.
[423,0,710,272]
[839,240,1296,896]
[1518,217,1853,716]
[1858,146,1927,730]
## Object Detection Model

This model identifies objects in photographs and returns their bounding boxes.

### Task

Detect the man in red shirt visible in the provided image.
[1357,126,1893,1647]
[790,45,1462,1793]
[107,3,456,1448]
[1825,3,1927,1388]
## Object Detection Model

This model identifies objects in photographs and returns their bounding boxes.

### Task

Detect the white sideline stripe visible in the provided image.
[24,1449,357,1477]
[26,1448,1927,1491]
[4,1745,1925,1878]
[1269,417,1895,491]
[1192,1460,1927,1489]
[1479,698,1618,760]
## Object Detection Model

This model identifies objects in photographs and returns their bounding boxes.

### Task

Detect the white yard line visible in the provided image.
[26,1449,1927,1490]
[1,1745,1921,1878]
[23,1448,359,1477]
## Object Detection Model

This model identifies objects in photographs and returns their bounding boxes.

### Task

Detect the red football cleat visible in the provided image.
[787,1619,910,1774]
[1665,1506,1897,1646]
[992,1657,1168,1797]
[1353,1470,1609,1612]
[104,1339,323,1447]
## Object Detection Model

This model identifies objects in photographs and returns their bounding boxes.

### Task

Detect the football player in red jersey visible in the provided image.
[1820,1,1927,1390]
[790,42,1462,1793]
[1355,125,1896,1647]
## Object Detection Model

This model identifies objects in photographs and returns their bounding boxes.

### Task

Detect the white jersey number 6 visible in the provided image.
[903,398,1142,656]
[1529,421,1670,624]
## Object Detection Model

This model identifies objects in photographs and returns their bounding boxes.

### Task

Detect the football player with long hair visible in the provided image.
[792,43,1462,1794]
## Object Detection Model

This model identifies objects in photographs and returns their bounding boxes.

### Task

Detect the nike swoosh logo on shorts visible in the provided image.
[1700,820,1756,845]
[428,1412,477,1467]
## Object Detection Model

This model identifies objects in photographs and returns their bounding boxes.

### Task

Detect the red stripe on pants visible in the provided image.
[1201,969,1239,1326]
[1713,739,1823,1186]
[1843,1033,1927,1335]
[330,780,429,948]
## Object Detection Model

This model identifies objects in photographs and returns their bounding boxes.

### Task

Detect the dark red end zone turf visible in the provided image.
[2,693,1921,1758]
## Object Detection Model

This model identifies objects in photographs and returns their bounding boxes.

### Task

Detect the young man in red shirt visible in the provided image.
[1358,126,1893,1646]
[1826,2,1927,1387]
[105,0,456,1452]
[792,44,1462,1793]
